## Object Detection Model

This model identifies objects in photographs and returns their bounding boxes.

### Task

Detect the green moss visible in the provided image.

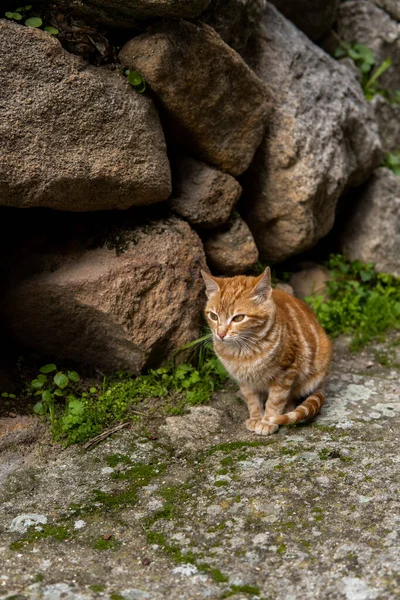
[34,573,44,582]
[276,544,287,554]
[217,468,229,475]
[91,461,166,510]
[146,531,166,546]
[220,456,235,467]
[146,524,200,565]
[319,448,331,460]
[110,594,126,600]
[281,446,301,456]
[314,424,339,433]
[10,524,71,550]
[318,448,349,461]
[280,521,295,530]
[237,453,249,461]
[221,584,261,598]
[106,453,133,467]
[214,480,230,487]
[111,461,164,482]
[93,537,121,551]
[196,563,229,582]
[90,584,106,593]
[92,487,138,509]
[209,568,229,583]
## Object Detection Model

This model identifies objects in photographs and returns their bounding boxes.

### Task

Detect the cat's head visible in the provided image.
[201,268,275,346]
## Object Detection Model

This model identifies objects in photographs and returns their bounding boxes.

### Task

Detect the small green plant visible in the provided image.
[305,255,400,351]
[334,42,396,101]
[125,70,146,93]
[28,343,228,445]
[5,6,58,34]
[30,364,80,435]
[334,42,375,75]
[381,150,400,175]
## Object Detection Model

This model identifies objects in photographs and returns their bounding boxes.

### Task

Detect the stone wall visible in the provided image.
[0,0,398,371]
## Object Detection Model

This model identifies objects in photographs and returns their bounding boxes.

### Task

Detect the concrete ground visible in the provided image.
[0,335,399,600]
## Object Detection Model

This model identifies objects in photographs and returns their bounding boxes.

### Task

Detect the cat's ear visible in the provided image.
[201,270,220,298]
[252,267,272,302]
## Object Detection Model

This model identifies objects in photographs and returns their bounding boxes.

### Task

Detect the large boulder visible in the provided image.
[336,1,400,90]
[119,20,269,177]
[340,168,400,277]
[372,0,400,21]
[269,0,340,40]
[371,95,400,153]
[60,0,210,27]
[2,216,207,372]
[200,0,267,55]
[168,157,241,228]
[242,3,382,264]
[203,214,259,274]
[0,20,171,211]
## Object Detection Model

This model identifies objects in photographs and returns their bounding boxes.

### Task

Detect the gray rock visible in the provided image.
[341,167,400,277]
[0,20,171,211]
[289,264,331,300]
[160,406,222,451]
[119,20,269,176]
[243,3,382,263]
[60,0,210,27]
[169,157,242,229]
[372,0,400,21]
[3,217,207,372]
[275,282,294,296]
[200,0,267,54]
[0,416,44,452]
[270,0,340,40]
[371,94,400,153]
[336,1,400,90]
[203,214,259,274]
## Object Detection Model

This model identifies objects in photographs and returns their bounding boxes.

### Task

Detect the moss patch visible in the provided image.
[10,524,71,551]
[93,536,121,551]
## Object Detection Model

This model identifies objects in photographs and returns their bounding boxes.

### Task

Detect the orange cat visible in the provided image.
[201,268,332,435]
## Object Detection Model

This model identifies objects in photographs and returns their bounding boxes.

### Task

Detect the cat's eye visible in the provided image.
[208,312,218,321]
[232,314,245,322]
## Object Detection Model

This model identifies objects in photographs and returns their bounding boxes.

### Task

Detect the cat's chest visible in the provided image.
[217,351,278,388]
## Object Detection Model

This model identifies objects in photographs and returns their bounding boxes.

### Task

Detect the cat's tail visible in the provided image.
[267,390,325,425]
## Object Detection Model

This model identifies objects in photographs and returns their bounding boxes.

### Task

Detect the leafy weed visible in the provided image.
[381,150,400,176]
[334,42,399,102]
[24,342,228,445]
[305,255,400,351]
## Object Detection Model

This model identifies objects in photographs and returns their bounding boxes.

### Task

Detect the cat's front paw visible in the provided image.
[245,417,262,432]
[254,420,279,436]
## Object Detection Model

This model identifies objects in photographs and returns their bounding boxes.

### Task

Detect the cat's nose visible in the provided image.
[218,332,227,340]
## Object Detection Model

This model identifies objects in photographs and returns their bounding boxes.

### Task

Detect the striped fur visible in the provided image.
[201,268,332,436]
